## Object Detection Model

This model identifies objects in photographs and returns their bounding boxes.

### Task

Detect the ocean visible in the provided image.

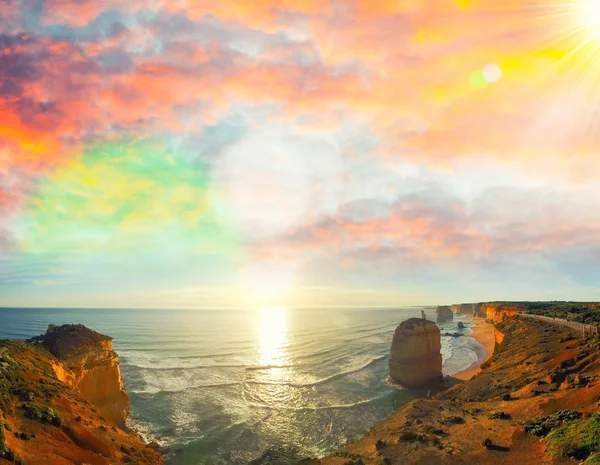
[0,307,483,464]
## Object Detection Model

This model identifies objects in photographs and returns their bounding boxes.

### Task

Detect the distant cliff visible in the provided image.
[389,318,442,388]
[0,325,162,464]
[480,303,525,324]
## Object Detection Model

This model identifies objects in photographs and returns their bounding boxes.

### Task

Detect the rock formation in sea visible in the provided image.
[28,324,130,427]
[436,305,454,322]
[389,318,442,388]
[1,325,163,464]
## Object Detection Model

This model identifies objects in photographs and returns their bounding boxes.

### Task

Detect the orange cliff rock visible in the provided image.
[481,303,526,324]
[0,328,162,465]
[389,318,443,388]
[28,324,130,427]
[495,327,506,345]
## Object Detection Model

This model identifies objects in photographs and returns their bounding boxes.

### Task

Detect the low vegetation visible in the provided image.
[524,410,582,437]
[545,414,600,461]
[515,301,600,326]
[0,417,15,461]
[23,403,62,426]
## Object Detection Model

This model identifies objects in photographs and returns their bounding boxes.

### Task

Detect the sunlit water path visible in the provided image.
[0,307,482,464]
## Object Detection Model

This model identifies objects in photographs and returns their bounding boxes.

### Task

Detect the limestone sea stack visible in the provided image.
[436,305,454,322]
[389,318,443,388]
[29,324,130,427]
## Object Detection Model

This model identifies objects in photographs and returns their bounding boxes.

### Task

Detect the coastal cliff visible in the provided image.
[309,308,600,465]
[389,318,442,388]
[481,303,525,323]
[0,326,163,464]
[451,303,474,315]
[28,324,130,427]
[473,302,486,318]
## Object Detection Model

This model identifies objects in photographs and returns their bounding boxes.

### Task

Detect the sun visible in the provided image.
[243,262,295,306]
[581,0,600,33]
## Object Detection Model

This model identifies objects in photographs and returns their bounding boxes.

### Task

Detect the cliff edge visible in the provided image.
[0,325,162,465]
[28,324,130,427]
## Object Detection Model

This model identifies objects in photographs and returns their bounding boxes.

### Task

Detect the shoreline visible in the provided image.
[454,316,495,381]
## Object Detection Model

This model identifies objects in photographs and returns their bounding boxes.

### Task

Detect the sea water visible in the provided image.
[0,307,482,464]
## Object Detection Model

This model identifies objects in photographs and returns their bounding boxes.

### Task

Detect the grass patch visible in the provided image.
[586,453,600,464]
[0,415,15,461]
[546,414,600,461]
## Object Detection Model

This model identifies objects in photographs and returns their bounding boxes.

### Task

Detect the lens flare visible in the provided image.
[483,64,502,83]
[581,0,600,35]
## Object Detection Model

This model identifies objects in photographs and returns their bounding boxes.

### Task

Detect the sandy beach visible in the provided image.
[454,317,495,381]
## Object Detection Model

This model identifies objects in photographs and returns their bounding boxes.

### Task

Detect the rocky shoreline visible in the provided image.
[303,306,600,465]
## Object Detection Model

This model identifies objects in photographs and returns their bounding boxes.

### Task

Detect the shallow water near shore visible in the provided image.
[0,307,483,464]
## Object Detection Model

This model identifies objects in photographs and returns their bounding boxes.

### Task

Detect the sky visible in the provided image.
[3,0,600,308]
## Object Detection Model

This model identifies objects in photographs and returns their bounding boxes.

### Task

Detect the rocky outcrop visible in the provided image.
[436,306,454,322]
[482,303,525,324]
[473,303,486,318]
[29,324,130,427]
[389,318,442,388]
[495,328,506,345]
[0,338,162,464]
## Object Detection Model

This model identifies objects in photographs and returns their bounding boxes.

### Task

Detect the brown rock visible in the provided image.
[29,324,130,427]
[389,318,443,388]
[436,306,454,322]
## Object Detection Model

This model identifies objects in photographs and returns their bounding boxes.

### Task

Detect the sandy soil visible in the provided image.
[455,317,495,381]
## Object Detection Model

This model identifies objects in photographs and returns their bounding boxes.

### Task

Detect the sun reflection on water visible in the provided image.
[257,306,288,366]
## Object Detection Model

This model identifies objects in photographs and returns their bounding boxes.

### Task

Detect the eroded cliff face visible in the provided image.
[389,318,442,388]
[481,303,525,324]
[472,303,486,318]
[494,328,506,345]
[29,324,130,427]
[0,337,162,465]
[436,305,454,322]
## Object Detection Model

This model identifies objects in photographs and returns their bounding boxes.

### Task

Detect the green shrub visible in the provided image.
[0,418,15,461]
[23,403,62,426]
[546,414,600,461]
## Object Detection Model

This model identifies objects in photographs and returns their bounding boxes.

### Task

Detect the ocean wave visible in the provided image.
[129,355,387,395]
[130,381,242,395]
[245,355,386,388]
[126,363,249,371]
[244,365,294,371]
[267,395,387,412]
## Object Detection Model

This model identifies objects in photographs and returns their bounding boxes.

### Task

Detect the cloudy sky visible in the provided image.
[2,0,600,308]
